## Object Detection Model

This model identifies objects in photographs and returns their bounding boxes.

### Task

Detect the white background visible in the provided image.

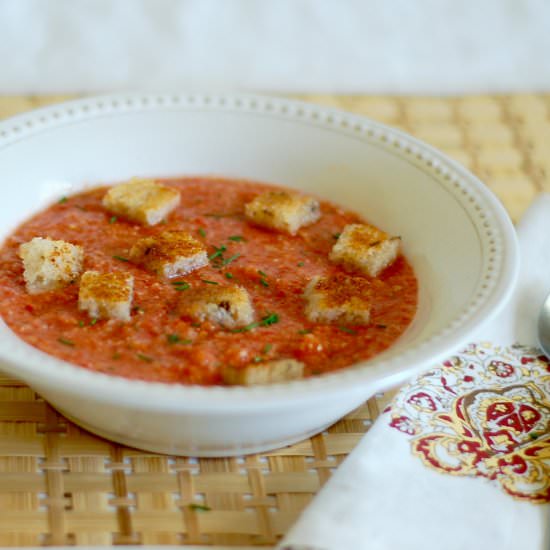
[1,0,550,94]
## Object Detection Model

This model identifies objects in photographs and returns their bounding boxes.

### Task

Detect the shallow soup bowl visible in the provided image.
[0,93,518,456]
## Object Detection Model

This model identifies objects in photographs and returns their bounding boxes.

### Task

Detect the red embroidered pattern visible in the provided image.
[389,344,550,503]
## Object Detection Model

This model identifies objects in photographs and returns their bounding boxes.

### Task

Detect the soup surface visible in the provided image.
[0,177,417,385]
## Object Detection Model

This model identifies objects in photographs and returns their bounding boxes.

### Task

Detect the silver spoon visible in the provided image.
[537,291,550,357]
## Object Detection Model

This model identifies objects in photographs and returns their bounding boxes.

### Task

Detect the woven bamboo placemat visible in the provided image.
[0,93,548,547]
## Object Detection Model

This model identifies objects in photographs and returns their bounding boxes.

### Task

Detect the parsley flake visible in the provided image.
[167,334,193,345]
[58,196,68,204]
[113,255,129,262]
[222,253,240,266]
[198,227,207,238]
[262,343,272,354]
[137,353,153,363]
[297,261,305,267]
[338,326,357,334]
[228,235,245,242]
[58,337,75,347]
[232,312,279,333]
[225,272,234,279]
[208,245,227,261]
[171,281,190,291]
[109,216,118,224]
[201,279,219,285]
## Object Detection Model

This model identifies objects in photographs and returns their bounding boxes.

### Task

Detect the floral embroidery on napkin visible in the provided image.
[388,344,550,503]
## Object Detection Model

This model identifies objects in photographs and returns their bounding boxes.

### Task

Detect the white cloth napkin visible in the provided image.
[278,194,550,550]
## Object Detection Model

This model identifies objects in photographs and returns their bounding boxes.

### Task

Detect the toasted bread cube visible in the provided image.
[178,285,254,329]
[129,231,208,278]
[222,359,304,386]
[78,271,134,321]
[18,237,84,294]
[330,223,400,277]
[304,273,372,325]
[244,191,320,235]
[102,178,180,225]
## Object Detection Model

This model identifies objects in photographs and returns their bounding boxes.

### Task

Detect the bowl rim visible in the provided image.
[0,92,519,410]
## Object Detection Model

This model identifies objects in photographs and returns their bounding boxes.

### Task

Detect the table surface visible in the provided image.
[0,93,548,547]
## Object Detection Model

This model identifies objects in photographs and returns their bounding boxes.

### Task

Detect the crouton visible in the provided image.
[222,359,304,386]
[78,271,134,321]
[329,223,400,277]
[303,273,372,325]
[129,231,208,278]
[102,178,180,225]
[178,285,254,329]
[244,190,320,235]
[18,237,84,294]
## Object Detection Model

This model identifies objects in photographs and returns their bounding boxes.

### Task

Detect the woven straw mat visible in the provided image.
[0,94,548,547]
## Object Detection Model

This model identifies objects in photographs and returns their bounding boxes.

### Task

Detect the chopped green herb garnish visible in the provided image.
[529,432,540,440]
[258,270,268,277]
[77,320,85,327]
[333,233,341,240]
[232,312,280,333]
[113,255,129,262]
[137,353,153,362]
[198,227,207,238]
[171,281,190,291]
[201,279,219,285]
[58,337,75,347]
[208,245,227,261]
[58,196,68,204]
[298,329,312,335]
[297,261,304,267]
[228,235,246,242]
[262,343,272,354]
[222,253,240,266]
[258,270,269,287]
[259,278,269,287]
[189,503,211,512]
[261,312,279,326]
[225,272,234,279]
[167,333,193,345]
[253,356,263,363]
[90,318,98,326]
[109,216,118,224]
[338,326,357,334]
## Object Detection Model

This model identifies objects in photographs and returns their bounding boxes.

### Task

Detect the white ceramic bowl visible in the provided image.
[0,93,518,456]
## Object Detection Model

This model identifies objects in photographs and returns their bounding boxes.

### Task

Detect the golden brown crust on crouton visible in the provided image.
[222,358,304,385]
[244,190,321,235]
[330,223,400,277]
[102,178,180,226]
[304,273,373,325]
[178,285,254,328]
[129,231,208,278]
[78,271,134,321]
[18,237,84,294]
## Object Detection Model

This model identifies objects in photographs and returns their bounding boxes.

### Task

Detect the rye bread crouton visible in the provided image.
[178,285,254,329]
[304,273,372,325]
[18,237,84,294]
[330,223,400,277]
[222,359,304,386]
[244,191,320,235]
[102,178,180,226]
[129,231,208,278]
[78,271,134,321]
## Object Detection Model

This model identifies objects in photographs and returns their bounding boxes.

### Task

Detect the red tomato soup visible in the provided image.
[0,178,417,385]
